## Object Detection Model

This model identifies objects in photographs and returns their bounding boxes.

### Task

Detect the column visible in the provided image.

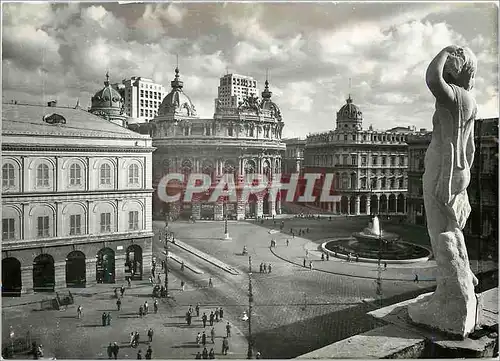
[21,264,34,294]
[115,253,126,282]
[347,198,351,215]
[86,256,97,286]
[269,197,276,217]
[54,261,66,290]
[256,196,264,218]
[376,195,380,214]
[214,203,224,221]
[355,195,360,215]
[55,201,62,237]
[403,197,407,214]
[366,197,371,215]
[236,196,246,220]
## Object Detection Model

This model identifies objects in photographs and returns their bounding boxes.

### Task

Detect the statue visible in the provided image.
[407,45,478,339]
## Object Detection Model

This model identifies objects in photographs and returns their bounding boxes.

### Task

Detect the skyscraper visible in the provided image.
[119,77,168,122]
[214,73,259,110]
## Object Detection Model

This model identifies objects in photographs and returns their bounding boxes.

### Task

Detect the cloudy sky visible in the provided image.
[2,1,498,138]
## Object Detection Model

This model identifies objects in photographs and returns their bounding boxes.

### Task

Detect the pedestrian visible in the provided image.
[181,261,185,272]
[116,298,122,311]
[210,327,215,344]
[226,322,231,337]
[384,262,387,269]
[202,331,207,346]
[102,312,107,326]
[134,332,140,347]
[307,227,310,233]
[356,254,359,262]
[414,274,419,283]
[219,307,224,319]
[186,311,192,326]
[303,258,306,267]
[139,305,144,318]
[189,304,194,315]
[263,263,267,273]
[137,350,142,359]
[157,274,161,284]
[147,328,154,343]
[153,299,158,314]
[107,343,113,359]
[326,253,330,261]
[112,342,119,360]
[208,278,213,288]
[209,348,215,359]
[215,308,220,322]
[305,249,309,257]
[196,303,200,317]
[106,312,112,326]
[149,276,154,285]
[127,277,131,287]
[181,280,185,291]
[222,337,229,355]
[268,263,272,273]
[195,352,202,359]
[145,345,152,360]
[202,347,208,359]
[321,253,325,261]
[120,285,125,297]
[144,301,149,314]
[202,313,208,328]
[256,351,262,359]
[130,332,135,348]
[259,263,263,273]
[309,261,313,270]
[209,311,214,326]
[196,332,201,346]
[77,305,83,319]
[286,239,289,247]
[151,267,155,279]
[347,253,351,262]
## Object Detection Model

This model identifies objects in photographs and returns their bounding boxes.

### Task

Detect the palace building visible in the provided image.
[303,95,423,216]
[2,102,154,295]
[151,67,285,220]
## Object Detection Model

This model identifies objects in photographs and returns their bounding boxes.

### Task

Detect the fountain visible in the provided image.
[321,216,432,264]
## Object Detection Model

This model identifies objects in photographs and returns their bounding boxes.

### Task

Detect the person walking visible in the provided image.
[309,261,313,270]
[259,263,263,273]
[268,263,272,273]
[107,343,113,359]
[263,263,267,273]
[181,261,185,272]
[326,253,330,261]
[145,345,152,360]
[134,332,140,348]
[214,308,220,322]
[202,313,208,328]
[120,285,125,297]
[202,347,208,359]
[147,328,154,343]
[321,253,325,261]
[208,278,213,288]
[137,350,143,359]
[196,303,200,317]
[202,331,207,346]
[149,276,154,285]
[186,311,192,326]
[127,277,131,287]
[225,322,231,337]
[414,274,419,283]
[144,301,149,315]
[303,258,306,267]
[384,262,387,270]
[181,280,185,291]
[112,342,119,360]
[219,307,224,319]
[130,332,135,348]
[77,305,83,319]
[196,332,201,347]
[209,311,214,326]
[102,312,107,326]
[222,337,229,355]
[106,312,112,326]
[208,348,215,359]
[210,327,215,344]
[286,239,289,247]
[139,305,144,318]
[153,299,158,314]
[195,352,202,359]
[116,298,122,311]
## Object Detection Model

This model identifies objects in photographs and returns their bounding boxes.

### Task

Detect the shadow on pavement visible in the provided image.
[78,324,103,328]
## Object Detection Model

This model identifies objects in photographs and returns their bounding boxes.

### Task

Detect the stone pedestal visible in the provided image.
[191,202,201,220]
[214,203,224,221]
[54,261,66,290]
[85,258,97,286]
[21,265,33,294]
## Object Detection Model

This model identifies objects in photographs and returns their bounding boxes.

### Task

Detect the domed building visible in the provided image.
[151,68,285,221]
[89,72,128,127]
[303,94,424,217]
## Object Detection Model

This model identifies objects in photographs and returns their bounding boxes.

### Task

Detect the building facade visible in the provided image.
[214,73,259,109]
[152,68,285,221]
[89,73,128,127]
[407,118,498,243]
[282,138,306,175]
[120,76,168,123]
[303,95,421,215]
[2,103,154,296]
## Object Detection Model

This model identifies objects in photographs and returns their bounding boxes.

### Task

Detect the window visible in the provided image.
[36,164,50,187]
[371,178,377,189]
[228,126,233,137]
[361,156,367,166]
[342,155,348,165]
[391,156,396,166]
[128,164,139,184]
[70,214,82,235]
[381,178,386,189]
[381,156,387,166]
[100,213,111,232]
[390,179,395,189]
[351,156,357,165]
[128,211,139,230]
[352,135,356,141]
[400,156,405,166]
[372,156,377,165]
[69,163,82,185]
[37,216,50,238]
[344,134,348,140]
[2,164,15,187]
[2,218,15,240]
[100,164,111,185]
[399,178,404,188]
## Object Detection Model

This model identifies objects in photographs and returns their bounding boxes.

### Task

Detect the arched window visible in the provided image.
[128,164,139,184]
[2,164,15,187]
[100,164,111,185]
[69,163,82,185]
[36,164,50,187]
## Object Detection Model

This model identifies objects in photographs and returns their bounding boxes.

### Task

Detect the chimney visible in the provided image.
[47,100,57,107]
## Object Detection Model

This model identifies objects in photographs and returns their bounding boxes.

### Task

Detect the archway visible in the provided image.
[2,258,22,296]
[388,194,397,213]
[66,251,86,288]
[246,194,257,218]
[33,254,55,292]
[349,196,356,215]
[397,194,405,213]
[370,195,378,215]
[340,196,349,214]
[126,245,143,280]
[96,248,115,284]
[380,195,388,214]
[360,195,367,214]
[263,193,270,215]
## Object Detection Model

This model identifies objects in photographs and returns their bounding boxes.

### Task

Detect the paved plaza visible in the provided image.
[2,216,497,359]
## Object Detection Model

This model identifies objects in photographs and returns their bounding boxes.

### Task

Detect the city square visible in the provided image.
[2,1,498,359]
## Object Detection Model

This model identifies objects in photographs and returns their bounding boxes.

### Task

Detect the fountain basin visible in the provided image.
[321,238,432,264]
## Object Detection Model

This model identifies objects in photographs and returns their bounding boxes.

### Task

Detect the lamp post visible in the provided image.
[247,256,254,359]
[163,225,170,298]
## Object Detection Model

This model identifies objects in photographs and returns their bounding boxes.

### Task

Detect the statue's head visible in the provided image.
[443,47,477,91]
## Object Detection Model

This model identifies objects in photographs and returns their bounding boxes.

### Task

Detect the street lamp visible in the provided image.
[223,201,231,240]
[163,224,171,298]
[247,255,254,359]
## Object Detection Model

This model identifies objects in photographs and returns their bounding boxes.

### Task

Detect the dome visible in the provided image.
[337,95,362,121]
[90,72,123,113]
[158,67,197,117]
[260,80,282,122]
